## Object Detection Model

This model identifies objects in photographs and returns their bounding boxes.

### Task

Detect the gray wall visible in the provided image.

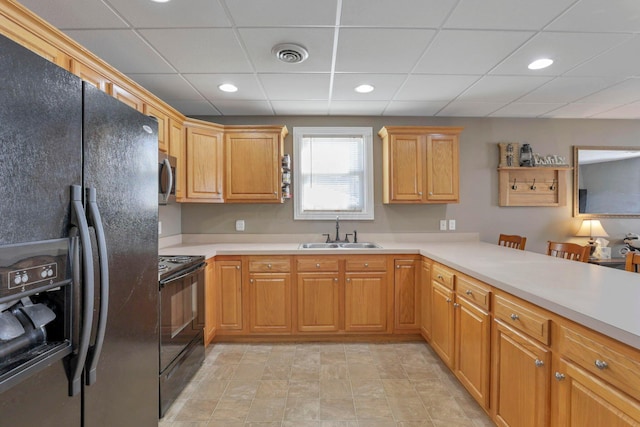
[164,115,640,255]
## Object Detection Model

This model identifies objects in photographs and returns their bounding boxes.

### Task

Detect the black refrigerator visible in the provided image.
[0,34,159,426]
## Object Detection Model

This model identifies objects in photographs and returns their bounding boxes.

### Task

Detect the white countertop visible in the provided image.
[160,234,640,350]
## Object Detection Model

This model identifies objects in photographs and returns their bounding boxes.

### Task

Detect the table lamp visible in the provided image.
[576,219,609,256]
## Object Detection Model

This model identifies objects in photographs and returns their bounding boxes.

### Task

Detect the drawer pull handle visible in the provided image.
[437,274,443,279]
[453,303,460,308]
[465,290,473,295]
[535,359,544,368]
[595,360,609,370]
[510,313,519,321]
[555,372,565,381]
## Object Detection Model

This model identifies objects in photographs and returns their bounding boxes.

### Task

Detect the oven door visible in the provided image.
[159,262,204,372]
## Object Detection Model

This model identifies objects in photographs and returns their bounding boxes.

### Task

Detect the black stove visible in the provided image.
[158,255,205,282]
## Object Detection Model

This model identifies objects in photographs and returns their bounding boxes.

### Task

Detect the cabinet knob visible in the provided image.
[274,191,277,195]
[594,359,609,370]
[250,279,254,283]
[396,265,400,269]
[316,263,321,268]
[267,264,272,269]
[453,303,460,308]
[364,263,368,267]
[236,265,240,270]
[346,278,350,282]
[334,278,338,282]
[446,298,451,303]
[437,274,443,279]
[429,192,433,195]
[418,192,423,196]
[465,289,473,295]
[554,372,566,381]
[510,313,519,321]
[535,359,544,368]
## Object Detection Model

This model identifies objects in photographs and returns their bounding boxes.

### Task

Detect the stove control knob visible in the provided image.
[47,268,54,277]
[13,274,22,285]
[21,273,29,283]
[41,269,48,278]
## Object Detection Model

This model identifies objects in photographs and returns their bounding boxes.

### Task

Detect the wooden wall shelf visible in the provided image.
[498,167,572,207]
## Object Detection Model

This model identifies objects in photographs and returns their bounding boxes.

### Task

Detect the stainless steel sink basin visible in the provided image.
[298,242,381,249]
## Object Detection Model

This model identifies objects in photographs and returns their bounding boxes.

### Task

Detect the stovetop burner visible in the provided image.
[158,255,205,282]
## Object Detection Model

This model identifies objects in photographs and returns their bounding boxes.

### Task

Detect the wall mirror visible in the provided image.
[574,146,640,218]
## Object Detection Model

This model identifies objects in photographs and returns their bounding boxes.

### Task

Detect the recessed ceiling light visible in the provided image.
[528,58,553,70]
[218,83,238,93]
[355,84,375,93]
[150,0,171,3]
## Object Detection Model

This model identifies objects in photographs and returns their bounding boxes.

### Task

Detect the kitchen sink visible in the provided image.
[298,242,381,249]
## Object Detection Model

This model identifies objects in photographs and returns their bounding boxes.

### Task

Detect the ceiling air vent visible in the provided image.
[272,43,309,64]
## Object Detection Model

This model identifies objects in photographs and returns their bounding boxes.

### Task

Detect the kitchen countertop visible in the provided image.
[160,234,640,350]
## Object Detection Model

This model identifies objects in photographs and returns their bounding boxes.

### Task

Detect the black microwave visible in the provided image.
[159,151,176,205]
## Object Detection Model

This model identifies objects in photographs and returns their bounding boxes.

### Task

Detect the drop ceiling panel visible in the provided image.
[332,74,406,101]
[395,75,480,101]
[212,100,274,115]
[139,28,253,73]
[489,103,566,117]
[519,76,624,103]
[238,28,335,73]
[168,100,221,116]
[329,101,388,115]
[437,101,506,117]
[64,29,174,74]
[592,102,640,119]
[413,30,534,75]
[271,100,329,115]
[224,0,338,26]
[444,0,576,30]
[336,28,436,73]
[457,76,552,102]
[547,0,640,33]
[341,0,457,27]
[566,35,640,77]
[107,0,231,28]
[18,0,128,29]
[259,73,331,100]
[384,101,449,116]
[127,74,205,102]
[540,103,619,118]
[185,74,267,100]
[577,78,640,105]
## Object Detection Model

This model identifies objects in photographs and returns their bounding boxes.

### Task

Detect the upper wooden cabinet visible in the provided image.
[70,59,111,93]
[168,118,185,199]
[143,103,169,153]
[184,119,224,203]
[111,84,144,112]
[224,126,288,203]
[379,126,462,204]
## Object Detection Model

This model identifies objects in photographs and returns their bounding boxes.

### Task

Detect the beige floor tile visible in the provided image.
[210,399,251,422]
[387,396,429,421]
[284,397,320,421]
[381,379,419,398]
[233,362,266,380]
[321,352,346,364]
[350,379,386,399]
[282,421,320,427]
[222,380,259,400]
[396,421,435,427]
[256,379,289,398]
[319,422,358,427]
[173,398,217,422]
[319,398,356,421]
[320,363,349,380]
[376,363,408,379]
[347,362,379,379]
[203,364,237,381]
[290,364,321,380]
[206,421,243,427]
[287,379,320,398]
[422,394,471,424]
[262,364,292,380]
[191,378,228,400]
[353,397,393,420]
[245,398,286,422]
[320,379,352,399]
[213,352,245,365]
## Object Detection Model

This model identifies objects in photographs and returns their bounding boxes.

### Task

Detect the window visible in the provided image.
[293,127,374,220]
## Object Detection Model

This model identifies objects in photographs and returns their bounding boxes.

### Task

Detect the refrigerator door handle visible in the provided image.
[161,157,173,202]
[68,185,94,397]
[85,187,109,386]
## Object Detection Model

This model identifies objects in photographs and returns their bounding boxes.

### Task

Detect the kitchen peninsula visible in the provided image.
[161,234,640,425]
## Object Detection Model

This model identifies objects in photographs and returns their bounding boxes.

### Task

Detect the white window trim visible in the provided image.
[293,127,374,221]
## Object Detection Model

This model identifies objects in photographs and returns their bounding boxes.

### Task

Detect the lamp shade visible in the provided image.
[576,219,609,238]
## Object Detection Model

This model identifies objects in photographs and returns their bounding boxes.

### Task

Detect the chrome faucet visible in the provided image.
[335,216,341,242]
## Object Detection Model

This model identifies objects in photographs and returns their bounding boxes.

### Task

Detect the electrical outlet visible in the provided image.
[449,219,456,231]
[439,220,447,231]
[158,221,162,235]
[235,220,245,232]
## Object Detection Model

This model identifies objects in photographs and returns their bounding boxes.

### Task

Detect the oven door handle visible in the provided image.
[84,187,109,386]
[68,185,94,397]
[160,262,206,287]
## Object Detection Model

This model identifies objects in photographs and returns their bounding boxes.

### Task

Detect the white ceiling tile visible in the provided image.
[127,74,205,102]
[259,74,330,100]
[414,30,534,74]
[491,32,632,76]
[329,101,388,115]
[540,103,620,118]
[567,35,640,78]
[107,0,231,28]
[140,28,253,73]
[64,29,174,74]
[577,78,640,104]
[212,100,275,115]
[238,28,335,73]
[224,0,338,26]
[341,0,457,27]
[592,102,640,119]
[519,77,624,103]
[437,101,506,117]
[167,100,222,116]
[271,101,330,115]
[332,74,406,101]
[383,101,449,116]
[547,0,640,33]
[445,0,576,30]
[457,76,552,102]
[18,0,128,29]
[184,74,267,100]
[395,75,479,101]
[489,103,566,117]
[336,28,436,73]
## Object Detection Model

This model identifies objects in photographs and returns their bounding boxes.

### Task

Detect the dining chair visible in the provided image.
[498,234,527,250]
[625,252,640,272]
[547,241,590,262]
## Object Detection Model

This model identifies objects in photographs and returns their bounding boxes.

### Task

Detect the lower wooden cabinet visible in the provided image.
[296,272,340,332]
[345,271,387,332]
[215,259,244,332]
[204,259,216,345]
[420,259,432,340]
[394,258,420,332]
[430,280,455,368]
[249,272,291,333]
[492,319,551,427]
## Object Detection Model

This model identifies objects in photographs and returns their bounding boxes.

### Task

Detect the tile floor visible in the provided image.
[159,341,495,427]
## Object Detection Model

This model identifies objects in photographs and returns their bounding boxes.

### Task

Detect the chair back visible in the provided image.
[547,241,590,262]
[625,252,640,273]
[498,234,527,250]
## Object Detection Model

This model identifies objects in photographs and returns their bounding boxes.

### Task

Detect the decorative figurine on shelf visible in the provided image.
[520,143,534,167]
[506,143,514,166]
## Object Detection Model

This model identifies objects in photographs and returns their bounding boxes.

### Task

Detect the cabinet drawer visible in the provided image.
[494,295,550,345]
[345,256,387,271]
[559,325,640,401]
[432,264,454,289]
[297,258,340,272]
[456,274,490,311]
[248,257,290,272]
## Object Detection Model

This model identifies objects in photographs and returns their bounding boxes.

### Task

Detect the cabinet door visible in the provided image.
[186,126,223,201]
[216,260,243,331]
[225,132,280,202]
[111,84,144,112]
[420,260,432,340]
[249,273,291,333]
[144,103,169,153]
[168,118,185,199]
[553,358,640,427]
[204,260,216,345]
[455,297,490,409]
[426,133,459,201]
[394,259,420,331]
[492,320,550,427]
[389,134,424,202]
[297,273,340,332]
[345,272,387,332]
[70,60,111,93]
[431,281,455,368]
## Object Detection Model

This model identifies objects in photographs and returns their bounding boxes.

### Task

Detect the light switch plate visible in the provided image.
[235,220,245,232]
[449,219,456,231]
[439,220,447,231]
